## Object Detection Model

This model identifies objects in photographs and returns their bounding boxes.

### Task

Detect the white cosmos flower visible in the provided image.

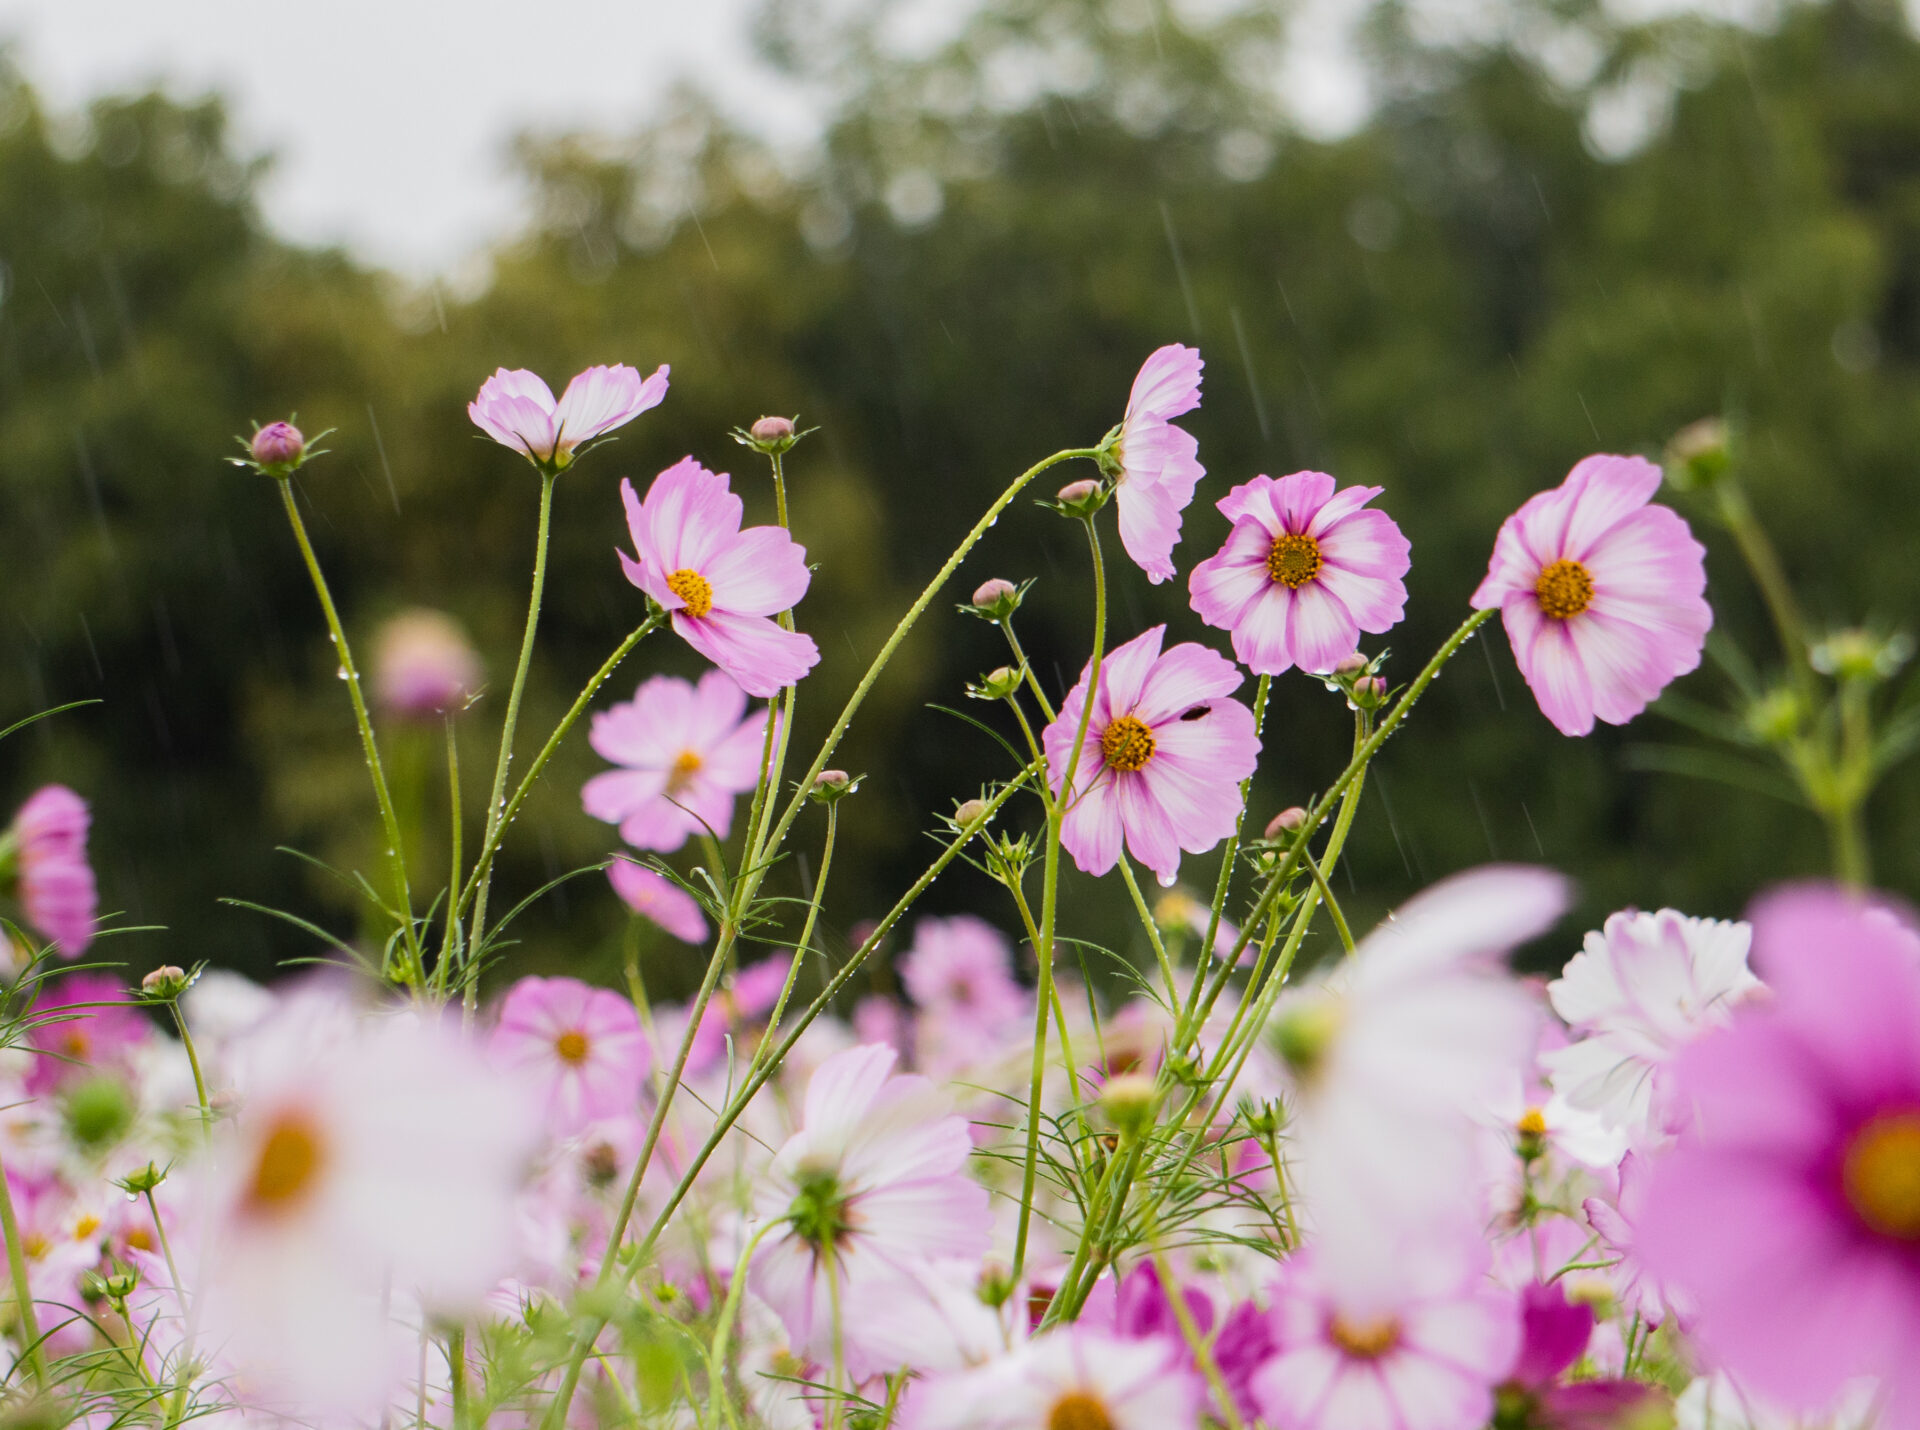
[1271,865,1568,1313]
[1541,908,1760,1146]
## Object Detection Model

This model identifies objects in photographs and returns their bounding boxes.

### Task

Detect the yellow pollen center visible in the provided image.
[71,1214,100,1241]
[667,749,704,796]
[555,1029,592,1066]
[247,1114,326,1214]
[22,1234,48,1261]
[1843,1111,1920,1240]
[1329,1313,1402,1359]
[1517,1107,1549,1137]
[1266,532,1323,588]
[1535,559,1595,620]
[1100,715,1157,773]
[1047,1391,1115,1430]
[125,1226,153,1252]
[666,568,714,618]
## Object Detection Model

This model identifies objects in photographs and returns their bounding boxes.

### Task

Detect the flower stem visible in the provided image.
[275,478,420,976]
[751,804,838,1071]
[0,1142,44,1384]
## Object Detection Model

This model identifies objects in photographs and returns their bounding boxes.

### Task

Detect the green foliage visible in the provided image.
[0,0,1917,985]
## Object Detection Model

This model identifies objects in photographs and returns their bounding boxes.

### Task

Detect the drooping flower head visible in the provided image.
[1636,886,1920,1423]
[468,363,669,469]
[1471,454,1710,737]
[1107,344,1205,585]
[583,670,772,851]
[749,1043,994,1378]
[1542,907,1761,1147]
[1189,471,1411,676]
[371,608,483,719]
[1251,1253,1521,1430]
[608,858,708,944]
[8,784,97,955]
[1042,626,1259,887]
[619,458,820,696]
[489,976,652,1130]
[905,1326,1204,1430]
[1271,865,1565,1310]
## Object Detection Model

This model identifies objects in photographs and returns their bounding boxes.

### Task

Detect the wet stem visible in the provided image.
[275,477,423,979]
[0,1142,44,1385]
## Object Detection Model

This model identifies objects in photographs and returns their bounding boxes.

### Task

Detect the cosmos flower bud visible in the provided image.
[809,770,859,804]
[752,416,795,443]
[1264,806,1308,840]
[140,965,190,999]
[1334,652,1369,677]
[1663,416,1732,492]
[1350,674,1388,709]
[970,666,1023,701]
[114,1161,167,1195]
[1052,478,1106,519]
[251,421,306,468]
[1098,1072,1157,1133]
[952,798,991,828]
[965,577,1024,622]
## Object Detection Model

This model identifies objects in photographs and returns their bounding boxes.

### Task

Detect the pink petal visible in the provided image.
[1091,626,1168,720]
[1059,777,1127,877]
[1188,522,1276,633]
[1115,772,1184,883]
[636,457,743,575]
[704,526,813,617]
[674,610,820,697]
[1125,343,1203,422]
[1269,470,1338,533]
[554,363,669,447]
[1115,431,1199,584]
[581,769,666,824]
[1558,455,1666,561]
[1304,481,1387,538]
[1283,579,1362,675]
[1508,602,1596,736]
[1216,474,1284,530]
[1132,641,1244,725]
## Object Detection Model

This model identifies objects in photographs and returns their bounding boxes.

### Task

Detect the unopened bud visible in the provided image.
[140,965,189,1000]
[1272,992,1344,1082]
[737,414,805,456]
[966,577,1025,622]
[1098,1072,1157,1133]
[114,1162,167,1195]
[250,421,305,468]
[953,798,991,828]
[1350,675,1388,709]
[1333,652,1369,677]
[971,666,1023,701]
[809,770,858,804]
[1664,417,1732,492]
[1056,479,1099,502]
[1811,627,1914,683]
[973,578,1016,607]
[751,416,794,443]
[1745,686,1803,744]
[1264,807,1308,840]
[1051,478,1109,518]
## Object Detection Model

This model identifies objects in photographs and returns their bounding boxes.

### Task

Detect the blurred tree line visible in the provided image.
[1,0,1917,993]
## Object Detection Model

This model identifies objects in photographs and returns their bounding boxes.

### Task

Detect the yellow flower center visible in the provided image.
[666,568,714,618]
[1100,715,1157,773]
[1843,1111,1920,1240]
[1047,1391,1115,1430]
[71,1214,100,1241]
[1329,1313,1402,1359]
[1266,532,1323,588]
[247,1113,326,1214]
[1517,1107,1549,1137]
[1534,559,1595,620]
[124,1226,153,1252]
[667,749,704,796]
[555,1029,592,1066]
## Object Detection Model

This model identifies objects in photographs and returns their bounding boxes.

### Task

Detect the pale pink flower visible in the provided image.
[9,784,96,955]
[1274,866,1564,1310]
[1041,625,1260,887]
[608,858,708,943]
[619,457,819,696]
[1581,1151,1678,1324]
[1188,471,1411,675]
[1111,344,1206,584]
[1543,908,1760,1147]
[582,670,771,852]
[371,608,483,719]
[1636,886,1920,1422]
[899,916,1028,1033]
[1471,454,1710,737]
[468,363,668,466]
[684,953,795,1075]
[490,976,651,1130]
[27,971,149,1094]
[905,1327,1203,1430]
[749,1043,994,1378]
[1252,1253,1522,1430]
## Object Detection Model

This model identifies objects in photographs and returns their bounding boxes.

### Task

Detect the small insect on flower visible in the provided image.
[468,363,669,469]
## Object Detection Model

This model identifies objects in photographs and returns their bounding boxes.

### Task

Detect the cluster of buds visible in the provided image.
[1322,651,1389,712]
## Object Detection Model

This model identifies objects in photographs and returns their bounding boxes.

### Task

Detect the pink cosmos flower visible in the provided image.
[749,1043,994,1378]
[1471,454,1710,737]
[9,784,97,955]
[490,976,652,1130]
[683,953,795,1076]
[619,458,820,697]
[582,670,772,852]
[371,608,483,719]
[1111,344,1206,584]
[1543,908,1760,1148]
[27,971,149,1095]
[608,858,708,944]
[899,916,1028,1033]
[1636,886,1920,1422]
[1042,625,1260,887]
[905,1326,1203,1430]
[468,363,669,467]
[1251,1253,1522,1430]
[1188,471,1411,676]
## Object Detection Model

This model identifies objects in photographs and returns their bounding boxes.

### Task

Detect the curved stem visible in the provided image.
[275,478,420,974]
[0,1142,43,1384]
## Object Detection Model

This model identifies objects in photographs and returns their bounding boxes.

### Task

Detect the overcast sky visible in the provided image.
[0,0,825,277]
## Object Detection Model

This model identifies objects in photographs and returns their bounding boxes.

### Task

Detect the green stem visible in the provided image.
[448,1327,468,1430]
[437,717,464,999]
[1183,673,1270,1032]
[167,1003,212,1136]
[275,478,420,976]
[1716,481,1813,694]
[0,1142,44,1384]
[750,804,838,1073]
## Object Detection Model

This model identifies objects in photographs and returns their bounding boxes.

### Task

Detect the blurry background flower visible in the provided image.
[371,607,483,720]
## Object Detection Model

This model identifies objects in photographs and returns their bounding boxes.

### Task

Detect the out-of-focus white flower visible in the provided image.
[1271,865,1566,1312]
[1542,908,1760,1146]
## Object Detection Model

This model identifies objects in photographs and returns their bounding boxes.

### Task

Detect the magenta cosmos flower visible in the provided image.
[1110,344,1205,585]
[1471,454,1710,737]
[608,859,708,944]
[1636,886,1920,1422]
[583,670,772,852]
[1251,1253,1522,1430]
[1042,625,1259,886]
[749,1043,994,1378]
[468,363,668,468]
[1188,471,1411,676]
[619,458,820,697]
[490,976,652,1129]
[8,784,97,955]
